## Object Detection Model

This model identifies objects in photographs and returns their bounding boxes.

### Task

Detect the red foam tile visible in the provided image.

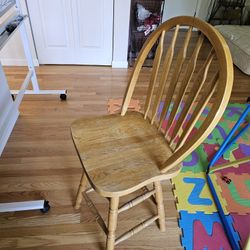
[193,220,231,250]
[231,213,250,248]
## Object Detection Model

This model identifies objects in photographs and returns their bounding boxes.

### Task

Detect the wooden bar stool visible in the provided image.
[71,16,234,249]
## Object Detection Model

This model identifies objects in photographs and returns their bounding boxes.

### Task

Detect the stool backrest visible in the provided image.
[121,16,234,173]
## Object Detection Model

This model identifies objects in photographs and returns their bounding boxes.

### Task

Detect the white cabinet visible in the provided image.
[0,63,19,155]
[27,0,113,65]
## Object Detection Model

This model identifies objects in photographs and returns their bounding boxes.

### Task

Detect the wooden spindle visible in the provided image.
[144,31,166,119]
[150,25,180,124]
[158,26,193,129]
[164,34,204,136]
[175,72,219,150]
[170,49,215,145]
[121,31,163,116]
[74,172,88,209]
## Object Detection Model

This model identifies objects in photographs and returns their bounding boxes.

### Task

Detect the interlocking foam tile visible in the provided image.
[224,104,246,121]
[231,213,250,248]
[172,172,217,214]
[204,143,250,175]
[193,221,232,250]
[204,105,249,145]
[233,126,250,144]
[216,138,239,161]
[214,172,250,215]
[204,121,232,144]
[161,103,206,138]
[219,121,249,144]
[204,143,229,166]
[209,173,229,214]
[224,214,242,249]
[181,144,209,173]
[107,98,140,114]
[179,211,231,250]
[171,103,249,249]
[228,145,250,175]
[240,144,250,156]
[157,101,174,120]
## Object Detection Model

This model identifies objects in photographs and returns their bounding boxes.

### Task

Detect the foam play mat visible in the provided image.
[172,103,250,250]
[107,100,250,249]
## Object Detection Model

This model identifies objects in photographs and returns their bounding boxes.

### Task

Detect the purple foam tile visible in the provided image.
[183,151,199,167]
[215,125,228,140]
[239,144,250,156]
[226,106,244,117]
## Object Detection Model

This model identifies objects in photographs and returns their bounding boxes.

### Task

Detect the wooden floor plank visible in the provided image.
[0,64,249,249]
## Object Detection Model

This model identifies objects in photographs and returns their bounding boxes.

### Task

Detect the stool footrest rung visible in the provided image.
[115,215,159,245]
[118,189,155,214]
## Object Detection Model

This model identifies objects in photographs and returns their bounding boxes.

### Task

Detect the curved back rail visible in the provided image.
[121,16,233,173]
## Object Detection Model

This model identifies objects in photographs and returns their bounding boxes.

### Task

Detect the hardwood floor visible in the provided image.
[0,65,249,249]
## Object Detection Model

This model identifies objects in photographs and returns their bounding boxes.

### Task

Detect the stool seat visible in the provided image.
[71,112,181,197]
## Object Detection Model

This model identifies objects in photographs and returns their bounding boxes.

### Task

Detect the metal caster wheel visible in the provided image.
[40,200,50,213]
[60,93,67,101]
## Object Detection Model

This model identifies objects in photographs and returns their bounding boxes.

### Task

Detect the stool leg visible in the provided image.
[106,197,119,250]
[74,172,88,209]
[154,181,166,232]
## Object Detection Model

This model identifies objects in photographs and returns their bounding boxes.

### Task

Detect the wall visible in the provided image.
[0,0,131,68]
[162,0,213,21]
[0,0,38,66]
[112,0,131,68]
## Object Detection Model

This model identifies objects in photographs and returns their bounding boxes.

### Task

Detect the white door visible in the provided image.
[27,0,113,65]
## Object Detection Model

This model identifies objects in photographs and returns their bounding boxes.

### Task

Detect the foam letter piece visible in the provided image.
[179,211,236,250]
[225,105,245,120]
[184,177,213,206]
[205,122,231,143]
[172,172,217,214]
[193,220,231,250]
[182,144,209,173]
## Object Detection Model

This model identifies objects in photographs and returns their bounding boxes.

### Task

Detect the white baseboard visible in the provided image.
[112,60,128,68]
[1,58,39,66]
